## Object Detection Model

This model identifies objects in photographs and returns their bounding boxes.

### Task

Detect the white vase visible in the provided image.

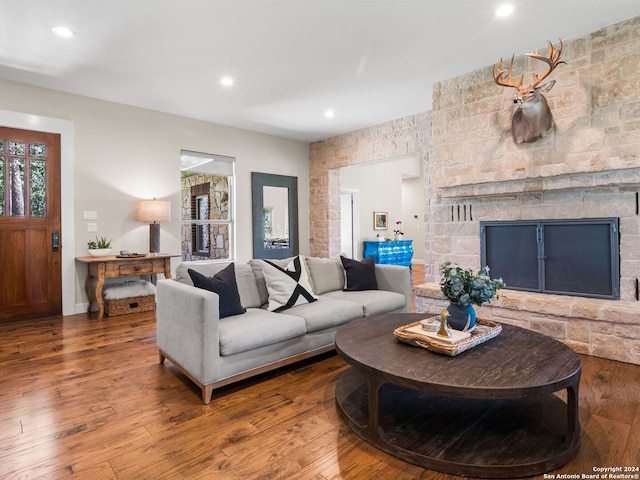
[394,234,403,241]
[88,248,112,257]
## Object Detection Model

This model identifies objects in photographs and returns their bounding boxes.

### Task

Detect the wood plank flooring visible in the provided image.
[0,296,639,479]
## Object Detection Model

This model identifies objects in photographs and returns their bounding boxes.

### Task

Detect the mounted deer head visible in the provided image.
[493,39,565,144]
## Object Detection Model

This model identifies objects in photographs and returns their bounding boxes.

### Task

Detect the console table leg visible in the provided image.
[85,274,94,314]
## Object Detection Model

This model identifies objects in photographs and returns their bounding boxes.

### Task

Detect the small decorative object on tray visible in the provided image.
[117,250,146,258]
[420,318,440,332]
[394,317,502,356]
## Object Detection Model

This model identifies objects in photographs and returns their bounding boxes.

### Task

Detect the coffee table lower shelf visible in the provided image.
[336,368,580,478]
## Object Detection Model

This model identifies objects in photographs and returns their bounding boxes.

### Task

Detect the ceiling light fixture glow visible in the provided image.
[494,4,514,18]
[51,26,75,38]
[220,76,234,87]
[324,109,336,118]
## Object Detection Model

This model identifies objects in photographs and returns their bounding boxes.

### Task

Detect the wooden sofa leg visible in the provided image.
[202,385,214,405]
[159,352,166,364]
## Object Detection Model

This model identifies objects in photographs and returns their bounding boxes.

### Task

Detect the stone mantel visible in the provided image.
[439,159,640,199]
[414,282,640,365]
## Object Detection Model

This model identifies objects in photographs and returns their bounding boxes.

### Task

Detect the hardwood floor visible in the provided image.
[0,305,638,479]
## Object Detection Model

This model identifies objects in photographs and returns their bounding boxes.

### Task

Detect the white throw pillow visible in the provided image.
[262,255,318,312]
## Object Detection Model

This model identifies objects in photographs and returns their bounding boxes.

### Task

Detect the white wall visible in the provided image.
[0,79,309,313]
[340,155,422,259]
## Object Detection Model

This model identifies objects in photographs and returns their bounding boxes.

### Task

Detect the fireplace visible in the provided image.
[480,218,620,300]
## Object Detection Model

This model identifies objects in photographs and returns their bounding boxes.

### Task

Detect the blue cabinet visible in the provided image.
[363,240,414,267]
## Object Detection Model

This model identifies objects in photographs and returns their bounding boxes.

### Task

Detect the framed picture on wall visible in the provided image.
[373,211,388,230]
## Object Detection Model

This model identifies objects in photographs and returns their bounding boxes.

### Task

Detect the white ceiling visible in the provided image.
[2,1,640,143]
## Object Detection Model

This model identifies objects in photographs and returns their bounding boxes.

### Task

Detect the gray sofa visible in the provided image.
[156,255,411,404]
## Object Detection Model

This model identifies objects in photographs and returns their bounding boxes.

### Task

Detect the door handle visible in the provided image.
[52,232,60,252]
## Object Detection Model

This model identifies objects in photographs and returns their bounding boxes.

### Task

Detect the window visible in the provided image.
[180,150,235,261]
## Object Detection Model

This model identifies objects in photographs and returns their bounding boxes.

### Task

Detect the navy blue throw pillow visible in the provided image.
[340,256,378,291]
[188,263,246,318]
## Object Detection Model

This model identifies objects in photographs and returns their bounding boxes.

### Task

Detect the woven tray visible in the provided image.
[393,318,502,356]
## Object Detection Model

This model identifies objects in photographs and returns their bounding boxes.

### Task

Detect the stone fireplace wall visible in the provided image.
[309,16,640,365]
[429,17,640,289]
[420,16,640,365]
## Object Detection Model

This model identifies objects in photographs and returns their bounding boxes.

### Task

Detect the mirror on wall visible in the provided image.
[251,172,298,259]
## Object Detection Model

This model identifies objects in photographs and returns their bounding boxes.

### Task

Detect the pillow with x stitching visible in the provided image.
[261,255,318,312]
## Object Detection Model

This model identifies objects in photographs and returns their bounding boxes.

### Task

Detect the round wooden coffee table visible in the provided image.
[334,313,581,478]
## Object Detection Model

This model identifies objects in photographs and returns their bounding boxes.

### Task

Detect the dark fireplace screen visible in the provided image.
[480,218,620,300]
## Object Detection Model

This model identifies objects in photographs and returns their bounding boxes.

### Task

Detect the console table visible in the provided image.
[363,240,413,267]
[76,254,174,321]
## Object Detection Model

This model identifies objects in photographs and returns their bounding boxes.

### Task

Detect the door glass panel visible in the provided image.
[9,141,25,156]
[29,143,46,158]
[29,143,47,158]
[9,157,26,216]
[0,156,4,216]
[30,159,46,217]
[0,139,4,153]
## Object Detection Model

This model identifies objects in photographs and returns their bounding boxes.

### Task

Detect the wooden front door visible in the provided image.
[0,127,62,321]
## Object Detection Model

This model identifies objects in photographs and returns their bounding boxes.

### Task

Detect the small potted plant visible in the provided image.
[87,236,113,257]
[440,261,505,331]
[393,221,404,240]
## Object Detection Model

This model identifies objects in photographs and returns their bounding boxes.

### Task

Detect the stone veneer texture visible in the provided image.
[309,15,640,365]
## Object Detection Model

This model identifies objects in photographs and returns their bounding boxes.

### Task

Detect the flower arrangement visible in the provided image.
[440,261,505,307]
[393,221,404,236]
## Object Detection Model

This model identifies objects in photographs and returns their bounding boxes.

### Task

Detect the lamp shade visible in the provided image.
[137,199,171,223]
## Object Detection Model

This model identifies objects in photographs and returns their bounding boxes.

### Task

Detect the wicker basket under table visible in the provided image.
[393,318,502,356]
[104,295,155,316]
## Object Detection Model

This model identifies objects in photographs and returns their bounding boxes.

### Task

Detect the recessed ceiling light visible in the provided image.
[51,26,75,38]
[494,4,514,18]
[324,109,336,118]
[220,76,234,87]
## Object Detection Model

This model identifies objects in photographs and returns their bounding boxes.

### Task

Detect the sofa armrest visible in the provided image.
[156,279,221,383]
[374,264,412,312]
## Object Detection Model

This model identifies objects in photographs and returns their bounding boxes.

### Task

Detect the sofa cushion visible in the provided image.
[322,290,406,316]
[279,297,363,332]
[249,257,293,306]
[340,256,378,291]
[305,256,345,294]
[218,308,307,356]
[188,264,246,319]
[262,256,318,311]
[176,261,262,308]
[175,261,223,284]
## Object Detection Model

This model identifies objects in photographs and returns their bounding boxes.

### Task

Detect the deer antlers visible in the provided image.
[493,39,565,90]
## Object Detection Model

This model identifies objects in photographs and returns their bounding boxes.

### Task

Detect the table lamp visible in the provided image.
[137,199,171,254]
